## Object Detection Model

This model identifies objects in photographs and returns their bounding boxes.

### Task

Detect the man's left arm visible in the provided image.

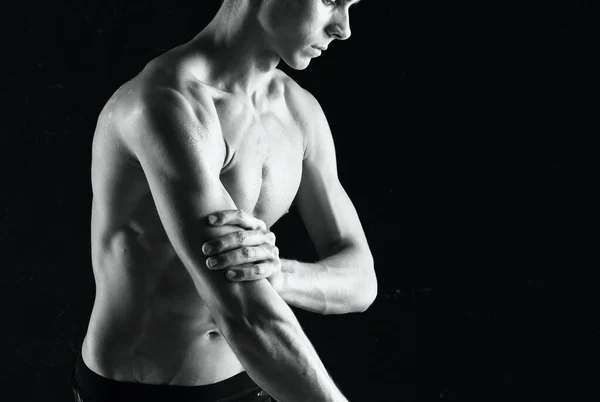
[276,92,377,315]
[201,92,377,315]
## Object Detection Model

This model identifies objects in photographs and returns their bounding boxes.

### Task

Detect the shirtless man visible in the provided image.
[71,1,376,401]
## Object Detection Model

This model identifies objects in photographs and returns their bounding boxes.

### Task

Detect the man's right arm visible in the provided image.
[122,86,347,402]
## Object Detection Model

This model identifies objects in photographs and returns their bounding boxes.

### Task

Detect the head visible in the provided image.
[255,0,358,70]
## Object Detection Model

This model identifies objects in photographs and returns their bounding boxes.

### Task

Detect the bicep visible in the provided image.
[130,88,235,242]
[294,96,369,259]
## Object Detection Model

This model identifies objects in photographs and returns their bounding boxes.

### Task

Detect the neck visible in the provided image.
[185,1,280,98]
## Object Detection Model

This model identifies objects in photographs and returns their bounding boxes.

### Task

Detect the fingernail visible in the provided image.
[226,270,236,279]
[202,244,213,255]
[206,258,217,268]
[207,215,217,224]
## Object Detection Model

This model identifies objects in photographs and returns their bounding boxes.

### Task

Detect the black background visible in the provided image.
[1,1,596,401]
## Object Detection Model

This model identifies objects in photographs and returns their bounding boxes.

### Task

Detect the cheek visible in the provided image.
[262,1,326,48]
[287,2,323,36]
[293,12,325,45]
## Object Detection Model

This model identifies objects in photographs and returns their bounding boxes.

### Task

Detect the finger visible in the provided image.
[206,209,238,225]
[206,244,279,270]
[225,262,274,282]
[207,210,266,231]
[202,230,276,256]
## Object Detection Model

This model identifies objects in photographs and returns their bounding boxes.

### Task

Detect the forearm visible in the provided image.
[276,244,376,315]
[220,282,348,402]
[178,223,346,401]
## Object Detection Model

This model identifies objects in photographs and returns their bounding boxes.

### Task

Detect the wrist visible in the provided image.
[268,270,285,294]
[269,259,294,294]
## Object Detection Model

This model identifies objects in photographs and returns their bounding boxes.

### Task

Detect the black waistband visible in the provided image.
[71,353,261,401]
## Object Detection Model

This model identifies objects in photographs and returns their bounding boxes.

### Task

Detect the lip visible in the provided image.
[310,47,322,56]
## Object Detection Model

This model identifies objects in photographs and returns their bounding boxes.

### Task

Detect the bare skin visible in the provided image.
[81,1,374,400]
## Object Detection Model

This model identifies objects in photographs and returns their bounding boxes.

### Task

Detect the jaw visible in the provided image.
[278,44,317,71]
[281,53,312,71]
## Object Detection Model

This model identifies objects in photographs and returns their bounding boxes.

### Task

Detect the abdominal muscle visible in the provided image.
[81,216,246,386]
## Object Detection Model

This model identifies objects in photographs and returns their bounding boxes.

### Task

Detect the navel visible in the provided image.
[222,139,234,171]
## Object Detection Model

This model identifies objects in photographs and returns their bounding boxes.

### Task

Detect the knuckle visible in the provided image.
[268,231,276,244]
[236,210,246,220]
[242,247,253,258]
[255,266,263,275]
[236,231,247,244]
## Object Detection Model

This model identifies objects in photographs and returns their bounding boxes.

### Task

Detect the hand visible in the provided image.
[202,210,282,287]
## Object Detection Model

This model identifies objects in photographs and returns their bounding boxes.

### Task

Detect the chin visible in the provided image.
[282,54,312,71]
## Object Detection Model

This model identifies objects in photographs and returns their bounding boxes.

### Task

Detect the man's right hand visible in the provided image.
[202,210,282,287]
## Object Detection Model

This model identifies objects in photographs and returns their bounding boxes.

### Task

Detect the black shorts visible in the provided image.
[70,354,276,402]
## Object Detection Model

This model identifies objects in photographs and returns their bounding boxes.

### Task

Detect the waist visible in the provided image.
[72,352,260,401]
[84,298,244,385]
[82,329,245,386]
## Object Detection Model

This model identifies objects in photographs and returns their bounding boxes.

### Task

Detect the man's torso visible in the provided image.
[83,45,308,386]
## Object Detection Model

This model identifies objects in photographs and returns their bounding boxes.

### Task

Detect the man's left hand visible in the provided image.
[202,210,282,286]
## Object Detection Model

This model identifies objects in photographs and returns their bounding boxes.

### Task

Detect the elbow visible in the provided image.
[363,286,378,312]
[357,281,377,313]
[356,255,378,313]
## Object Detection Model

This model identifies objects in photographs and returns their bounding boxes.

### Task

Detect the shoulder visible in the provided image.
[276,69,324,123]
[110,65,221,144]
[275,69,333,161]
[102,65,225,170]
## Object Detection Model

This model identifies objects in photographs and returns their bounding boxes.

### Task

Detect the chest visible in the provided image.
[217,106,305,227]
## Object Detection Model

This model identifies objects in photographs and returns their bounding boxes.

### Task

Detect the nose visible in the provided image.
[327,9,351,40]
